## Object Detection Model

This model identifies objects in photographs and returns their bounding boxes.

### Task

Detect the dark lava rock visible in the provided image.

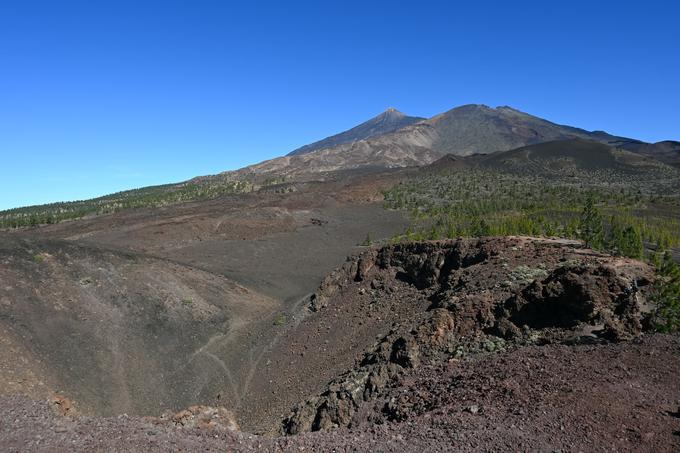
[283,238,655,435]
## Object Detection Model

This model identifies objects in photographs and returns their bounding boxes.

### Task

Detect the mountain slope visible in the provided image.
[620,140,680,168]
[238,105,641,178]
[0,235,279,416]
[324,104,637,159]
[479,139,676,175]
[422,104,633,155]
[287,108,424,156]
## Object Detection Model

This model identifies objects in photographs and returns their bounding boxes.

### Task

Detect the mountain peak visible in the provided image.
[383,107,404,116]
[287,108,424,156]
[378,107,408,121]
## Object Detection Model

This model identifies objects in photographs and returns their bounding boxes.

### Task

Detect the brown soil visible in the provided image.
[0,335,677,452]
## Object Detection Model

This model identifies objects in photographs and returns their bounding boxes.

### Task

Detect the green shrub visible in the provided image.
[609,219,644,258]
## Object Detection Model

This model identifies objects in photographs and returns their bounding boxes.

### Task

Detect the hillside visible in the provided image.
[479,139,676,175]
[622,140,680,168]
[418,104,630,155]
[0,235,278,416]
[0,171,410,416]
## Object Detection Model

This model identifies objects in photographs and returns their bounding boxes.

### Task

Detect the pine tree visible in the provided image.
[481,219,492,236]
[543,221,556,237]
[652,251,680,333]
[579,193,604,249]
[608,216,624,254]
[428,224,440,240]
[445,222,457,239]
[564,217,579,238]
[620,225,644,258]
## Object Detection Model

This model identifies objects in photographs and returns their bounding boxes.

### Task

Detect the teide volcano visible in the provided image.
[237,104,642,178]
[287,108,425,156]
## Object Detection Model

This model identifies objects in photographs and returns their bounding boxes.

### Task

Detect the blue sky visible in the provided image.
[1,1,678,210]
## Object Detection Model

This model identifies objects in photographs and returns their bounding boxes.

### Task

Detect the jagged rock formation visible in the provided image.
[282,238,654,434]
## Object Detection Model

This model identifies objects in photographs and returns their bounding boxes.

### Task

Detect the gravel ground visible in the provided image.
[1,334,678,452]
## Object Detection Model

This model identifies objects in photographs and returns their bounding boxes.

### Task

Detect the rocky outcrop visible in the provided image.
[167,405,239,432]
[308,240,490,311]
[283,238,654,434]
[50,395,77,417]
[502,264,648,341]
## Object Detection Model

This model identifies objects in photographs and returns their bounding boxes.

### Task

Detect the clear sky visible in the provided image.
[1,0,678,210]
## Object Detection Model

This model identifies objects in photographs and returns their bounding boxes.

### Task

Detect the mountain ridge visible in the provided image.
[236,104,655,178]
[2,104,679,220]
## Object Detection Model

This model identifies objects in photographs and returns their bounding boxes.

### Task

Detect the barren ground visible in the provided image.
[0,335,678,452]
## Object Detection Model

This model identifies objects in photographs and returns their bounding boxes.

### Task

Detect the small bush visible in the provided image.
[508,265,548,285]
